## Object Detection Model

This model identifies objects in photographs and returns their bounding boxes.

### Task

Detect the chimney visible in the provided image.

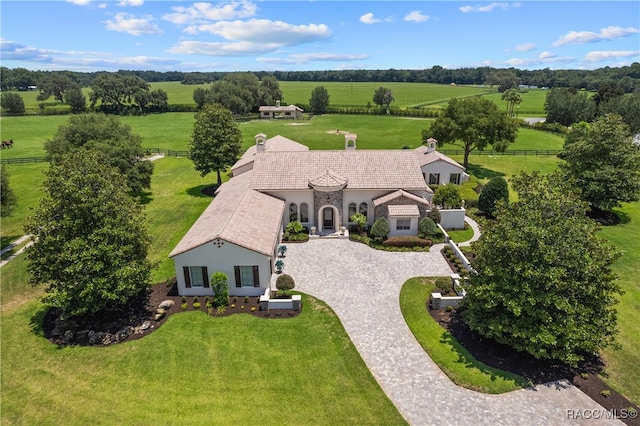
[426,137,437,153]
[255,133,267,153]
[345,133,357,150]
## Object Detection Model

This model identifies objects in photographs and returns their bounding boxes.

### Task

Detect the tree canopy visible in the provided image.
[1,92,26,115]
[0,166,17,217]
[463,171,621,366]
[89,73,168,114]
[432,184,463,209]
[25,150,154,318]
[37,73,79,103]
[309,86,330,114]
[201,73,283,114]
[477,176,509,216]
[559,114,640,212]
[189,103,242,187]
[44,113,153,193]
[373,87,394,108]
[423,97,518,168]
[544,87,596,127]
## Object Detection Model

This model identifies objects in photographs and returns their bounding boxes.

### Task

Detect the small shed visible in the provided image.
[259,101,303,119]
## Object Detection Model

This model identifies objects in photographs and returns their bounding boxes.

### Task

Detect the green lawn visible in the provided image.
[399,277,529,393]
[1,297,406,425]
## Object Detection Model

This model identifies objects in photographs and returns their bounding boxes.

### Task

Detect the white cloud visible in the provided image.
[460,3,520,13]
[257,52,369,65]
[163,1,257,25]
[404,11,429,23]
[553,26,639,47]
[98,3,108,9]
[105,13,163,36]
[360,13,381,24]
[118,0,144,6]
[167,40,281,56]
[188,19,331,45]
[513,43,535,52]
[583,50,640,62]
[66,0,91,5]
[504,51,574,67]
[538,51,556,59]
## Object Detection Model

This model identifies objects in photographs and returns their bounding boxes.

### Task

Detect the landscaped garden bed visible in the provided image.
[42,280,300,347]
[440,245,475,274]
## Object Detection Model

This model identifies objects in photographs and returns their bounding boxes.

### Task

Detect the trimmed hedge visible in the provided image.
[383,236,432,248]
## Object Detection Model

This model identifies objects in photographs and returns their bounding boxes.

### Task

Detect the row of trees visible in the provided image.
[192,73,282,114]
[4,63,640,92]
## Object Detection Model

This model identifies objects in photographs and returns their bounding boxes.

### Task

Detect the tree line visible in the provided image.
[3,63,640,92]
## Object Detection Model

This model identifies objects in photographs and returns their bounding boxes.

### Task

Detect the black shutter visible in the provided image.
[202,267,209,288]
[253,266,260,287]
[234,266,241,287]
[183,266,191,288]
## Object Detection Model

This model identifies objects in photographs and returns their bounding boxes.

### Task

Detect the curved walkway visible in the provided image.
[458,215,481,246]
[275,239,620,425]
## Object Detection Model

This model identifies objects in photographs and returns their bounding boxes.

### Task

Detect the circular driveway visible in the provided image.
[274,239,620,425]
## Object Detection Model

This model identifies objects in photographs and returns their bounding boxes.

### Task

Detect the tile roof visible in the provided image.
[250,150,430,191]
[388,204,420,216]
[372,189,432,207]
[231,135,309,172]
[308,168,348,190]
[169,170,284,258]
[259,105,303,112]
[414,145,466,170]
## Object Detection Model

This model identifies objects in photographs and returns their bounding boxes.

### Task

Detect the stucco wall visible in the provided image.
[421,161,467,185]
[172,240,273,297]
[388,216,418,237]
[439,208,466,229]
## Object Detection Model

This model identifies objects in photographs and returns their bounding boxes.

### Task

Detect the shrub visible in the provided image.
[600,390,611,398]
[181,302,188,310]
[370,217,390,242]
[278,245,287,257]
[427,208,441,224]
[418,217,438,239]
[216,306,226,315]
[251,306,256,312]
[286,220,304,235]
[383,236,431,248]
[211,271,229,307]
[193,301,201,309]
[478,176,509,216]
[435,277,451,290]
[433,184,463,209]
[350,213,367,234]
[276,274,295,295]
[275,259,284,273]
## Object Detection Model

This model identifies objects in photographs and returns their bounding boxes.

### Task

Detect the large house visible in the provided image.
[169,133,468,297]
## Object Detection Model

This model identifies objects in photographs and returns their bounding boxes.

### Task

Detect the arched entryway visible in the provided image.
[318,205,340,233]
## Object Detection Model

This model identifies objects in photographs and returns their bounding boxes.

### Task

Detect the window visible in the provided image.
[183,266,209,288]
[348,203,357,220]
[396,219,411,230]
[300,203,309,223]
[234,266,260,287]
[428,173,440,185]
[359,202,368,219]
[449,173,461,185]
[289,203,298,222]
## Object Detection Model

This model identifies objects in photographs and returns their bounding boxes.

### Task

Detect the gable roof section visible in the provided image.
[259,105,303,112]
[372,189,432,207]
[250,150,430,191]
[414,145,466,170]
[231,135,308,173]
[388,204,420,217]
[169,170,284,258]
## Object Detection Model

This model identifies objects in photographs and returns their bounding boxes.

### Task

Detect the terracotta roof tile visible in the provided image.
[414,145,466,169]
[388,204,420,216]
[372,189,431,207]
[231,135,309,172]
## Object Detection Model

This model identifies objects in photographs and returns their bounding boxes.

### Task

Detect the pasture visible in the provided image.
[1,112,638,420]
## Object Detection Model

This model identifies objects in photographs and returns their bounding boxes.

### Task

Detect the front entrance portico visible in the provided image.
[318,205,339,233]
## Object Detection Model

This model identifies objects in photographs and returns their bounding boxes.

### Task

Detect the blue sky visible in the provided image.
[1,1,639,72]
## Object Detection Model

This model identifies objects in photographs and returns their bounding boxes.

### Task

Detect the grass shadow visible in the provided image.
[136,191,154,205]
[464,163,505,181]
[1,235,22,250]
[613,209,631,225]
[29,305,49,339]
[186,184,216,198]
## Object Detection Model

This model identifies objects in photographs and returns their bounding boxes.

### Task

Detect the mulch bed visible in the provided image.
[430,308,639,425]
[42,281,300,347]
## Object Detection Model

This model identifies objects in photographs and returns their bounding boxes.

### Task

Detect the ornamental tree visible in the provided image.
[276,274,295,296]
[477,176,509,216]
[418,217,438,239]
[370,217,390,242]
[25,151,154,318]
[189,103,242,187]
[211,272,229,307]
[559,113,640,212]
[423,97,518,168]
[463,171,622,366]
[373,87,394,108]
[432,184,463,209]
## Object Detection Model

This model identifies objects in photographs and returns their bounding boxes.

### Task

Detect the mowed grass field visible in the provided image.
[6,80,549,115]
[1,113,638,421]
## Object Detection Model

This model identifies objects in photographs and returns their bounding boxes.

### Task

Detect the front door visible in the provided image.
[323,207,334,230]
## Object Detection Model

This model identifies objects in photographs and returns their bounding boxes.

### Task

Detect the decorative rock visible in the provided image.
[139,321,152,330]
[155,308,165,315]
[158,300,175,310]
[101,334,114,345]
[153,312,165,321]
[89,331,107,345]
[115,327,132,343]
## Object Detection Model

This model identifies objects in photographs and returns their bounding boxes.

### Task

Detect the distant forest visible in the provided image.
[2,63,640,92]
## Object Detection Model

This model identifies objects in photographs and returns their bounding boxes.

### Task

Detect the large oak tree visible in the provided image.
[25,151,154,317]
[423,96,518,168]
[463,171,622,366]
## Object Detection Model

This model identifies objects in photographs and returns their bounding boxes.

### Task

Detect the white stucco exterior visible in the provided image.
[172,240,274,297]
[420,161,469,185]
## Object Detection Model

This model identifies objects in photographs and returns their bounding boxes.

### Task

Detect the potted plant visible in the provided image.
[275,259,284,274]
[278,245,287,257]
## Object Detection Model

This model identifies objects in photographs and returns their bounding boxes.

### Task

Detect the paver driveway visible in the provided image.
[273,239,620,425]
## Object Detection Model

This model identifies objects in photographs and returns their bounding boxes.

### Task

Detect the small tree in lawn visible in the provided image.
[478,176,509,216]
[309,86,330,114]
[433,184,463,209]
[373,87,394,109]
[189,103,242,188]
[463,171,622,366]
[1,165,17,217]
[211,272,229,307]
[276,274,295,296]
[350,213,367,235]
[1,92,26,115]
[370,217,390,242]
[418,217,438,239]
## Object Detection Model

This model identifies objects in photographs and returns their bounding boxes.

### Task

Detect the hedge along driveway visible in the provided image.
[279,239,621,425]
